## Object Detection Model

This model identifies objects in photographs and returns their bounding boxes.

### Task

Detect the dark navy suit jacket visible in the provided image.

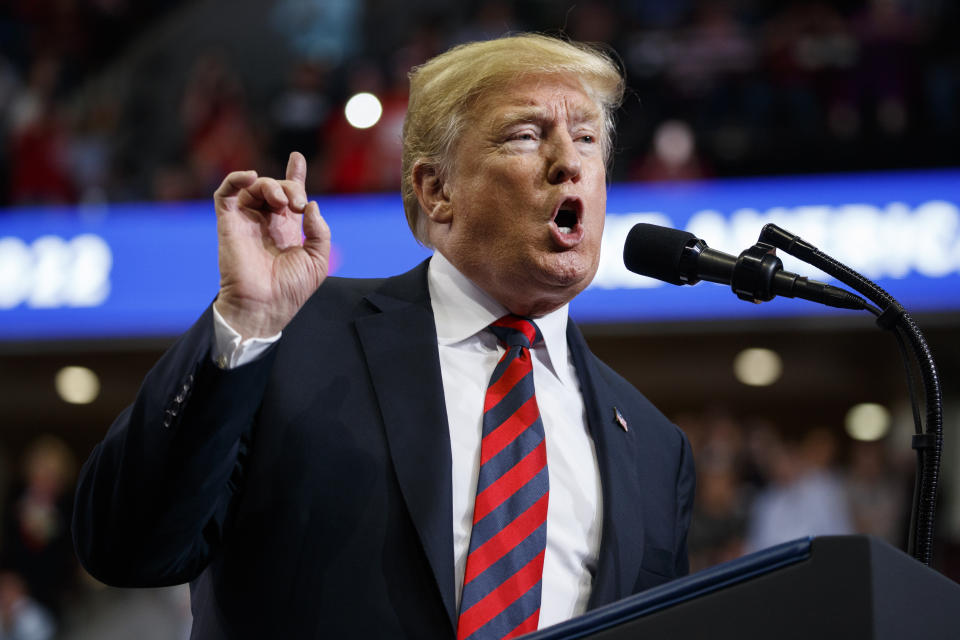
[73,260,694,639]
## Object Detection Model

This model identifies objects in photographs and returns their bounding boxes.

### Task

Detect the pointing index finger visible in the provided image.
[286,151,307,185]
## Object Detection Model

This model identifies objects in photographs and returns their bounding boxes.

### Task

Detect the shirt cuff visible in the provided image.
[211,304,282,369]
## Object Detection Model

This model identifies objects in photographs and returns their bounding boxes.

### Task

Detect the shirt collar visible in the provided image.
[427,250,571,382]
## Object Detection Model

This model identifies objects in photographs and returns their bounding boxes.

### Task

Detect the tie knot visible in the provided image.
[489,314,542,350]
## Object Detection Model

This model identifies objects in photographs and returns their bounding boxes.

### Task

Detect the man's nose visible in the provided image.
[547,133,581,184]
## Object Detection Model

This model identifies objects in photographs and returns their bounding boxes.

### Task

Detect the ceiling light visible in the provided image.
[845,403,891,441]
[733,348,782,387]
[344,92,382,129]
[55,366,100,405]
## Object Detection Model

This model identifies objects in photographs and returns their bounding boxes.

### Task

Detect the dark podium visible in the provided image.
[528,536,960,639]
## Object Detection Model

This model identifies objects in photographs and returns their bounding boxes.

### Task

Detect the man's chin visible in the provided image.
[524,269,596,313]
[539,252,597,290]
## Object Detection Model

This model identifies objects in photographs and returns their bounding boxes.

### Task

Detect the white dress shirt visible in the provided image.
[212,252,603,628]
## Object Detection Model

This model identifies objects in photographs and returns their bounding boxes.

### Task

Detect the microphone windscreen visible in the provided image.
[623,223,695,286]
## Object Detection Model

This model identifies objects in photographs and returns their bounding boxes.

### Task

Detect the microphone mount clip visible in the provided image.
[731,241,781,303]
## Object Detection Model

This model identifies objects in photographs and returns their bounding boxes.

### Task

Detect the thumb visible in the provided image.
[302,201,331,271]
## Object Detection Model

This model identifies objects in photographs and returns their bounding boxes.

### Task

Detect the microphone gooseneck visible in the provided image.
[622,221,943,566]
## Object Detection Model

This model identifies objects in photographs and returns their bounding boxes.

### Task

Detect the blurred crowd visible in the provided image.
[678,412,913,573]
[0,416,916,638]
[0,435,192,639]
[0,0,958,208]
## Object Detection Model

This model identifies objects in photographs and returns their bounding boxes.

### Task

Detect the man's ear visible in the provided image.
[412,160,452,224]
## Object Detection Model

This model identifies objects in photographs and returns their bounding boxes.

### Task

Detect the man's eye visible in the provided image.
[578,135,596,144]
[512,132,537,141]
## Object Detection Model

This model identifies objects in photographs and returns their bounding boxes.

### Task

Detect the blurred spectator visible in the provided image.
[744,427,855,552]
[450,0,517,46]
[66,97,119,204]
[631,119,709,181]
[921,2,960,135]
[6,56,75,205]
[565,1,617,46]
[0,53,22,203]
[269,0,361,63]
[667,2,756,98]
[315,60,406,193]
[0,572,55,640]
[0,571,56,640]
[852,0,919,136]
[150,163,199,203]
[0,436,78,620]
[761,2,857,135]
[179,52,262,197]
[688,456,748,572]
[58,582,191,640]
[372,65,412,192]
[625,0,694,29]
[270,61,332,171]
[845,440,906,546]
[686,412,748,571]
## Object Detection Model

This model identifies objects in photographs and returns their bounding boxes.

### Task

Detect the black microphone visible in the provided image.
[623,223,867,310]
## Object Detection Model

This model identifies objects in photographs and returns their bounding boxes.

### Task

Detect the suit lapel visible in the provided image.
[566,322,646,609]
[354,262,457,631]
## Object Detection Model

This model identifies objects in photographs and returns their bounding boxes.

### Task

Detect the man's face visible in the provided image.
[433,74,608,317]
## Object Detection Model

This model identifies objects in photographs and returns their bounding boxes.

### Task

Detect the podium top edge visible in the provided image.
[527,537,813,640]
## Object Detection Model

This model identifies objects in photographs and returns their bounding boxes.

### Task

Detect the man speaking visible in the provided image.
[73,34,694,639]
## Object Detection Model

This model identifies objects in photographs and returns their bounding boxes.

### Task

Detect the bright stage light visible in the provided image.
[845,403,891,441]
[344,92,382,129]
[55,366,100,404]
[733,348,782,387]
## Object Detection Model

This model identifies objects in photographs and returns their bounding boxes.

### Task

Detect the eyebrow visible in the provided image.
[493,104,602,130]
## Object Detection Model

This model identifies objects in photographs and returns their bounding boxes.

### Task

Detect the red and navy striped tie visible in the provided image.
[457,315,549,640]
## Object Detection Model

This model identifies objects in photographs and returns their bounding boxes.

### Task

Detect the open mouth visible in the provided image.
[553,198,583,235]
[550,197,585,248]
[555,207,577,234]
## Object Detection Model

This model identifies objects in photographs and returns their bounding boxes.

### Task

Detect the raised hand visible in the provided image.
[212,151,331,339]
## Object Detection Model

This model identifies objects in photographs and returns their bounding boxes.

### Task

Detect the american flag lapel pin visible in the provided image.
[613,407,628,432]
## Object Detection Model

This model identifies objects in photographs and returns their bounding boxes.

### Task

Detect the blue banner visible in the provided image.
[1,169,958,340]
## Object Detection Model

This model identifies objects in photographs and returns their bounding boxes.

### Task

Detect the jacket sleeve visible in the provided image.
[72,306,277,587]
[673,431,696,577]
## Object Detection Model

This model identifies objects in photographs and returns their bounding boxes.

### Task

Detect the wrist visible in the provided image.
[213,296,287,340]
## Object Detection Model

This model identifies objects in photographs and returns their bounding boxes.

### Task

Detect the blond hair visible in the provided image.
[401,33,625,246]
